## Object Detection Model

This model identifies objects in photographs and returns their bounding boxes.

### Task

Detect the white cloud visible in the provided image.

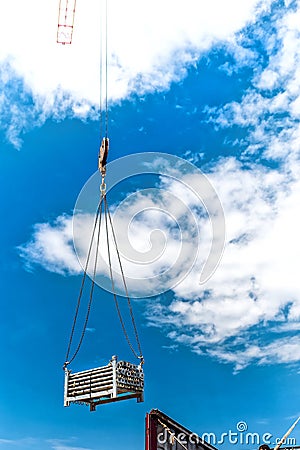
[19,183,211,297]
[0,439,16,444]
[47,438,93,450]
[255,69,279,90]
[210,336,300,372]
[0,60,98,149]
[0,0,273,147]
[1,0,273,99]
[50,445,91,450]
[0,437,92,450]
[208,0,300,162]
[18,215,80,274]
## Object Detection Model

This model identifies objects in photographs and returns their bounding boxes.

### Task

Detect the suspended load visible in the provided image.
[63,138,144,411]
[57,0,77,44]
[64,356,144,411]
[58,0,144,410]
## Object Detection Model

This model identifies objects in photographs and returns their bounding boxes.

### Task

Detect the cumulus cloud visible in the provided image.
[18,215,80,274]
[0,60,97,148]
[19,181,211,297]
[0,0,273,147]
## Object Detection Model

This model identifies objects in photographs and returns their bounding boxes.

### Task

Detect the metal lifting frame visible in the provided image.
[64,355,144,411]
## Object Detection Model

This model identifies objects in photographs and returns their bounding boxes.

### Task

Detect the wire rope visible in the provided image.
[64,0,143,369]
[104,195,144,361]
[105,0,109,138]
[64,196,104,367]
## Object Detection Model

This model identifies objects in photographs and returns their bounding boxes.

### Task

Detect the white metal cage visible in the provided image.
[64,355,144,411]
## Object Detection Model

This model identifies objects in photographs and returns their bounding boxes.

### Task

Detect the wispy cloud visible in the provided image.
[210,336,300,372]
[0,439,16,445]
[0,437,92,450]
[51,447,91,450]
[49,441,91,450]
[206,0,300,163]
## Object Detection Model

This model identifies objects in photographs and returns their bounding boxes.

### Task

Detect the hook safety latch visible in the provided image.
[98,137,109,176]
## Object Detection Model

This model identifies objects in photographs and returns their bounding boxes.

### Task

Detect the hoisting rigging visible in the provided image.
[57,0,144,411]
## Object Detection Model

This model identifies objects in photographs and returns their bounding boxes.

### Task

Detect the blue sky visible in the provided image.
[1,0,300,449]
